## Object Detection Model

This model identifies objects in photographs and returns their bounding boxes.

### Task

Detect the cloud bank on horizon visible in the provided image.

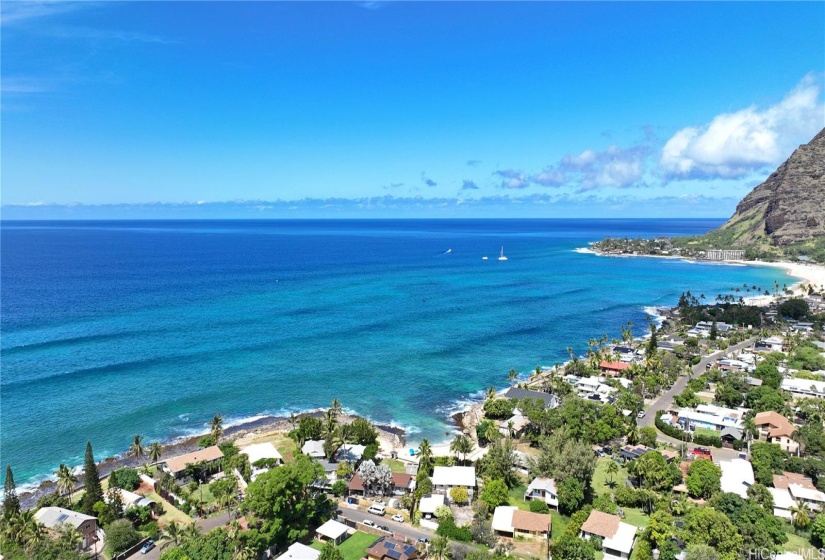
[2,2,823,218]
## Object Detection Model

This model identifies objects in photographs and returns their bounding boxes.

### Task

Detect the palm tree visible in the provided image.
[790,500,811,532]
[183,521,202,542]
[418,438,433,475]
[149,442,163,463]
[338,423,353,444]
[330,399,343,418]
[450,435,473,465]
[793,429,807,458]
[485,386,497,402]
[55,464,77,505]
[429,536,452,560]
[210,414,224,441]
[484,422,500,444]
[606,461,619,487]
[162,521,183,549]
[742,416,758,454]
[507,368,518,386]
[130,434,145,463]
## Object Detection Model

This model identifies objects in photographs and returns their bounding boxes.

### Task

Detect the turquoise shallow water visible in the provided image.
[0,219,794,488]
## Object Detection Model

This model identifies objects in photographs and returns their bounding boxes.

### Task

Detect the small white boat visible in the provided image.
[446,249,452,253]
[498,247,508,261]
[482,256,488,260]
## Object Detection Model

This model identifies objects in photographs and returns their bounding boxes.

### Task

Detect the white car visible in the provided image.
[363,519,376,527]
[391,514,404,523]
[637,410,646,418]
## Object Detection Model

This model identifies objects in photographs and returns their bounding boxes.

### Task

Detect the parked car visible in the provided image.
[368,505,386,516]
[378,525,390,532]
[391,514,404,523]
[140,540,156,554]
[372,499,386,505]
[637,410,646,418]
[363,519,376,527]
[417,538,429,544]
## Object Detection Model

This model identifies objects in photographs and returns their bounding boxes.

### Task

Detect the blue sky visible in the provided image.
[2,1,823,218]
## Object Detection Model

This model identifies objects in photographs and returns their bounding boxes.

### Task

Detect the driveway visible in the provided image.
[123,511,232,560]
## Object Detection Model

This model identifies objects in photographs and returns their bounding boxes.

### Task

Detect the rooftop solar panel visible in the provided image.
[404,546,416,556]
[384,542,395,550]
[387,550,401,559]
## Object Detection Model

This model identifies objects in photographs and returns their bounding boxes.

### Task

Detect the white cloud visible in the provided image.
[493,169,529,189]
[660,74,825,179]
[535,144,647,191]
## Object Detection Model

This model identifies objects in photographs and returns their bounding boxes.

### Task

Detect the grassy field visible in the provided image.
[782,529,817,554]
[620,507,650,529]
[592,457,629,496]
[310,531,379,560]
[549,510,569,541]
[381,459,408,474]
[507,484,530,511]
[249,432,299,463]
[692,427,718,438]
[148,491,192,526]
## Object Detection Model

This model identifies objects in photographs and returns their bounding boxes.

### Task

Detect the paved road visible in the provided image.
[639,336,757,430]
[124,511,232,560]
[640,337,756,461]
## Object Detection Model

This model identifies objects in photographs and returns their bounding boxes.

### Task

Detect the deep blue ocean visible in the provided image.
[0,219,795,488]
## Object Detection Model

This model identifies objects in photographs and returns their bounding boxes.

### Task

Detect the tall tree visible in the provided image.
[149,441,163,463]
[81,442,104,513]
[418,439,433,476]
[3,464,20,519]
[55,463,77,505]
[450,435,473,465]
[210,414,224,442]
[130,434,145,462]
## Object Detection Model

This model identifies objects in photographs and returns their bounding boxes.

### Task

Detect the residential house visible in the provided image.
[773,472,816,490]
[677,404,747,432]
[498,411,530,437]
[418,494,445,519]
[391,472,415,495]
[523,477,558,509]
[316,519,350,546]
[502,387,560,409]
[788,484,825,512]
[33,507,98,550]
[720,427,743,446]
[336,444,366,463]
[104,488,157,511]
[781,378,825,400]
[278,543,321,560]
[160,446,224,480]
[618,445,677,463]
[719,458,754,498]
[302,440,325,459]
[365,537,419,560]
[431,466,476,502]
[769,486,795,520]
[240,442,283,480]
[580,510,637,560]
[753,411,799,454]
[491,506,551,540]
[755,337,785,353]
[600,361,631,378]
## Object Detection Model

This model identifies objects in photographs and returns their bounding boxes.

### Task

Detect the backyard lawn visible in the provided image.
[592,458,629,496]
[310,531,379,560]
[781,529,817,555]
[507,484,530,511]
[380,459,408,474]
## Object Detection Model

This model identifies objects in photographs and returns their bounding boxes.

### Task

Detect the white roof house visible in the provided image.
[720,458,754,498]
[788,484,825,511]
[302,440,325,458]
[782,378,825,399]
[580,510,636,559]
[418,493,446,515]
[104,488,156,510]
[241,442,283,464]
[336,444,366,463]
[492,506,519,534]
[524,477,558,507]
[315,519,349,544]
[34,507,96,530]
[278,543,321,560]
[769,487,796,520]
[604,523,639,557]
[432,466,476,488]
[678,404,747,431]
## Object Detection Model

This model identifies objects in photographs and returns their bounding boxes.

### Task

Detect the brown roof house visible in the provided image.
[366,537,419,560]
[580,510,637,559]
[161,445,224,480]
[600,361,631,378]
[753,412,798,454]
[491,506,551,540]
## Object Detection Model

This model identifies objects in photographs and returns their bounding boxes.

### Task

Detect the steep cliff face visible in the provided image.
[719,127,825,247]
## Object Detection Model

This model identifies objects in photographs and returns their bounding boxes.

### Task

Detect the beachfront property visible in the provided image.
[753,411,799,453]
[491,506,551,540]
[719,458,754,498]
[365,537,419,560]
[704,249,745,261]
[523,477,558,509]
[498,410,530,437]
[565,375,617,402]
[349,472,415,496]
[579,510,637,560]
[240,442,283,480]
[418,493,445,519]
[104,488,157,511]
[782,378,825,400]
[33,507,99,550]
[277,542,321,560]
[160,445,224,480]
[502,387,560,408]
[599,361,631,377]
[687,321,733,338]
[336,443,367,463]
[431,466,476,502]
[315,519,350,546]
[302,440,326,458]
[676,404,747,432]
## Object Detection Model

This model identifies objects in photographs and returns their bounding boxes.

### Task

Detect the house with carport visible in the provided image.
[580,510,637,560]
[431,466,476,502]
[491,506,551,540]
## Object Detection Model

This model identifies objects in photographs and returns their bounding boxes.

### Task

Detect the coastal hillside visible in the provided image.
[708,127,825,249]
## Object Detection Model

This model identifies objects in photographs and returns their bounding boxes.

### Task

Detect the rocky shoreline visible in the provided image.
[19,412,406,510]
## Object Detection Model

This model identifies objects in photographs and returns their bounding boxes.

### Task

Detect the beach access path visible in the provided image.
[640,336,756,461]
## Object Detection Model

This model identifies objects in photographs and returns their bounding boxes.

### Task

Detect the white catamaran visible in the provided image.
[498,247,508,261]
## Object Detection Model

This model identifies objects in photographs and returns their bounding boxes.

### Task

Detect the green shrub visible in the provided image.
[528,499,550,513]
[109,467,141,491]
